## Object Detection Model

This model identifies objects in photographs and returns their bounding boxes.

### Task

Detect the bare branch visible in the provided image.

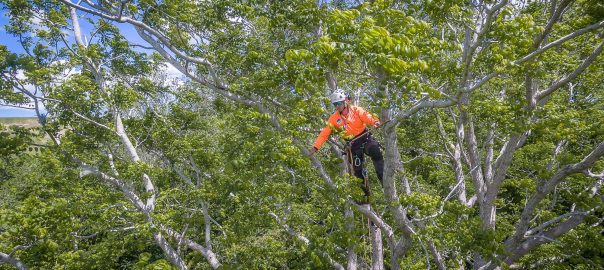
[353,203,397,244]
[505,211,590,265]
[79,162,148,212]
[461,0,509,85]
[161,225,221,269]
[70,109,116,133]
[0,252,28,270]
[59,0,214,67]
[460,110,486,201]
[153,233,188,270]
[516,20,604,65]
[466,20,604,95]
[428,240,446,270]
[486,131,530,203]
[536,40,604,101]
[525,210,593,236]
[202,202,212,250]
[484,125,496,183]
[269,212,344,270]
[269,212,310,245]
[506,140,604,253]
[533,0,573,47]
[392,97,457,126]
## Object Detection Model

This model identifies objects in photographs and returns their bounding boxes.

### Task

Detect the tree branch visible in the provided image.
[505,140,604,252]
[505,212,589,265]
[516,20,604,65]
[161,225,221,269]
[465,20,604,95]
[77,162,148,212]
[269,212,344,270]
[59,0,214,67]
[428,240,446,270]
[536,40,604,101]
[533,0,573,48]
[0,252,28,270]
[153,233,188,270]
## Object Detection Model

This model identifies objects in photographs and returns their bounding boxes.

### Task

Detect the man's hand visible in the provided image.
[308,147,318,156]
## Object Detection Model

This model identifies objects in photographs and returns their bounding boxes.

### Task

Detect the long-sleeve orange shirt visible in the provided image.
[313,105,380,150]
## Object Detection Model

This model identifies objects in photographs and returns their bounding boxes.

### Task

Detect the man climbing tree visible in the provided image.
[309,89,384,198]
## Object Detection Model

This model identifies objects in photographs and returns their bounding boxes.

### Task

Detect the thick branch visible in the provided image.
[70,7,85,47]
[505,212,588,265]
[0,252,28,270]
[59,0,213,67]
[468,20,604,95]
[428,240,446,270]
[525,211,589,236]
[114,112,156,212]
[516,20,604,65]
[536,40,604,101]
[78,163,147,212]
[153,233,188,270]
[486,132,530,203]
[202,202,212,250]
[161,225,221,269]
[460,109,486,202]
[269,212,344,270]
[506,141,604,251]
[534,0,573,48]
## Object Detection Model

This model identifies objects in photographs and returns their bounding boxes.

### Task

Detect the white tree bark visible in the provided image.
[154,233,189,270]
[269,212,345,270]
[370,223,383,270]
[345,208,358,270]
[428,240,446,270]
[504,141,604,262]
[0,252,28,270]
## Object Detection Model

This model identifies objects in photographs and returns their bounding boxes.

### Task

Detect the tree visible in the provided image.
[1,0,603,269]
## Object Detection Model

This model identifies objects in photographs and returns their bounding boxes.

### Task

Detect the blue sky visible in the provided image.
[0,8,153,118]
[0,13,29,117]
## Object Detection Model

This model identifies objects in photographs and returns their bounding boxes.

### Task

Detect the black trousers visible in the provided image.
[348,132,384,196]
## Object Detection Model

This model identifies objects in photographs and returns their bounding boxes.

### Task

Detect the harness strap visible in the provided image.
[348,128,370,145]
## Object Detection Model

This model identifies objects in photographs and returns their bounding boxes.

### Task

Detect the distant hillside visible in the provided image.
[0,117,40,128]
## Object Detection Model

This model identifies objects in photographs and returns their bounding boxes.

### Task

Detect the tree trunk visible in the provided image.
[345,208,358,270]
[371,222,384,270]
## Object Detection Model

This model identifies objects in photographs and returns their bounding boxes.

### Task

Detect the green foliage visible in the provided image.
[1,0,603,269]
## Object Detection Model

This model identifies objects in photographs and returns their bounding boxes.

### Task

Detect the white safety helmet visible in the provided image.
[329,89,348,104]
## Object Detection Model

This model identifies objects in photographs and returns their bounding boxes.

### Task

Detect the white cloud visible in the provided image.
[160,63,187,88]
[164,62,183,80]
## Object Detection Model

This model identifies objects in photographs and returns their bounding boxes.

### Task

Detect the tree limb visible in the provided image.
[505,212,589,266]
[428,240,446,270]
[269,212,344,270]
[533,0,573,48]
[59,0,214,67]
[516,20,604,65]
[505,140,604,253]
[536,40,604,101]
[161,225,221,269]
[0,252,28,270]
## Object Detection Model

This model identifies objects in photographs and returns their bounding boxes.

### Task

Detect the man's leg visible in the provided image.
[365,139,384,186]
[351,145,370,197]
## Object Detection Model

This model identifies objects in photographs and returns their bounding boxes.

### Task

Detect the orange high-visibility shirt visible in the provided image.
[313,105,380,150]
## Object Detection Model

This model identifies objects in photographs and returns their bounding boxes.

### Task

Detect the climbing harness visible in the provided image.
[344,129,372,203]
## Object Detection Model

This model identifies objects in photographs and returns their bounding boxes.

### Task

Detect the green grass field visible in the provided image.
[0,117,40,128]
